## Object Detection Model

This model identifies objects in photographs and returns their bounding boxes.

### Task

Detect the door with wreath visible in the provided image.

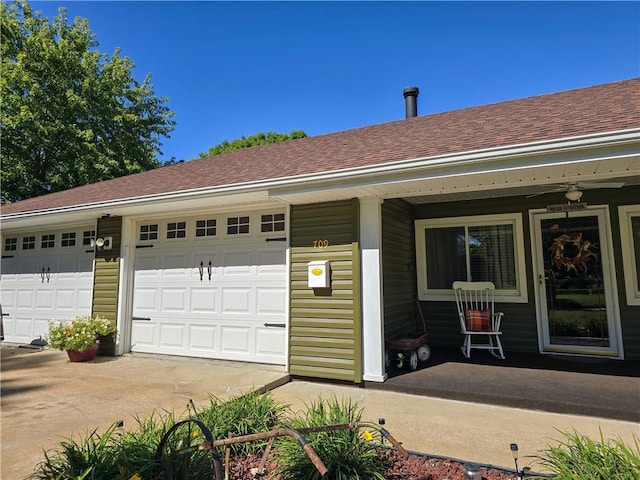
[532,208,621,357]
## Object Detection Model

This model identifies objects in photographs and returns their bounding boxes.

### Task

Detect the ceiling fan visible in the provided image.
[526,181,625,201]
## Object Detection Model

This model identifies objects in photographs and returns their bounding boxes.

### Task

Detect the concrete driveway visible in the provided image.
[1,346,288,480]
[2,345,639,479]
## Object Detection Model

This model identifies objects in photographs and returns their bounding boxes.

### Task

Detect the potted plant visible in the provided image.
[46,315,116,362]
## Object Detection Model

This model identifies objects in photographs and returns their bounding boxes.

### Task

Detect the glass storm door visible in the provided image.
[532,208,620,357]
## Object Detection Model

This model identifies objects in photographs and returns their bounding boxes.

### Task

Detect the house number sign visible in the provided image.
[313,239,329,249]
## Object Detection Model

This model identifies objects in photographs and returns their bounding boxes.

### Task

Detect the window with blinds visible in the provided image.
[415,213,527,302]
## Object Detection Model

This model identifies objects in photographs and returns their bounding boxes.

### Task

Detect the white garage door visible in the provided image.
[1,227,95,344]
[131,210,287,365]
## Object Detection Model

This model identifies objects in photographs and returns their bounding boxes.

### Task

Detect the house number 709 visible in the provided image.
[313,239,329,249]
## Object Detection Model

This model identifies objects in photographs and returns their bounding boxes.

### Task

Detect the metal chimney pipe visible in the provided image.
[403,86,419,118]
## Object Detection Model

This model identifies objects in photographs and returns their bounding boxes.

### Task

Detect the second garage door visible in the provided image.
[0,226,95,344]
[130,210,287,364]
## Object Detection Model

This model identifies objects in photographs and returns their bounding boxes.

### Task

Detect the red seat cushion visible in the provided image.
[464,308,491,332]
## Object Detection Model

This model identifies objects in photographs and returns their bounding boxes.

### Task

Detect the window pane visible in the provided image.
[425,227,466,289]
[468,224,516,289]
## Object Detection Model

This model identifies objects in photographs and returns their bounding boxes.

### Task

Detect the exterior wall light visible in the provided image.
[90,236,113,250]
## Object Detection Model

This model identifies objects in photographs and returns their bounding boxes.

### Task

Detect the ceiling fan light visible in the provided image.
[565,189,583,201]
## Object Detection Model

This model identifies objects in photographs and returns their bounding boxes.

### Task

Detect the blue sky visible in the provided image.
[31,1,640,162]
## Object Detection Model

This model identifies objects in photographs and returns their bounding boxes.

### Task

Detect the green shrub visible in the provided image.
[195,390,287,456]
[29,391,286,480]
[30,423,123,480]
[532,429,640,479]
[273,395,386,480]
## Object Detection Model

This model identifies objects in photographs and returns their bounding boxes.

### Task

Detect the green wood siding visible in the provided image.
[382,199,418,339]
[289,200,362,382]
[92,216,122,356]
[411,186,640,359]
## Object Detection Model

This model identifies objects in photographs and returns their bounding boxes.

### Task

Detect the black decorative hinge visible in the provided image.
[265,237,286,243]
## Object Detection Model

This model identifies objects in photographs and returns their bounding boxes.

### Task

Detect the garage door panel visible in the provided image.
[56,289,76,310]
[256,327,286,357]
[14,317,34,336]
[162,254,190,277]
[160,288,187,312]
[133,288,158,311]
[220,326,251,354]
[159,323,186,348]
[257,249,287,274]
[57,255,92,275]
[221,288,251,313]
[256,288,286,315]
[78,288,93,310]
[135,256,162,276]
[189,325,218,351]
[35,290,55,309]
[1,258,21,275]
[17,289,35,308]
[223,250,252,274]
[190,288,218,313]
[1,288,16,308]
[132,322,156,347]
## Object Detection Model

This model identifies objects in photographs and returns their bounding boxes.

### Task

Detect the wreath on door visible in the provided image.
[548,232,598,274]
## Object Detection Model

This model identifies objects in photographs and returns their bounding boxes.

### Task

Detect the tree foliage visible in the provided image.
[198,130,307,158]
[0,1,175,203]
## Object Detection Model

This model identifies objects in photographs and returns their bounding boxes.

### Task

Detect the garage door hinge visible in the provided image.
[132,316,151,321]
[1,255,13,259]
[136,244,154,249]
[263,323,286,328]
[265,237,286,243]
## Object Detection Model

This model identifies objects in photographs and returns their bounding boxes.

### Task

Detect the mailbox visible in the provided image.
[308,260,330,288]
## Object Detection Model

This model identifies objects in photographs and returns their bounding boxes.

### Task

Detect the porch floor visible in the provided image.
[367,348,640,422]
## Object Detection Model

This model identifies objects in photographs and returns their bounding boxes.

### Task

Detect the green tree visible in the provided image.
[198,130,307,158]
[0,1,175,203]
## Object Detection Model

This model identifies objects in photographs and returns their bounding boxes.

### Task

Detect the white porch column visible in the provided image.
[359,197,387,382]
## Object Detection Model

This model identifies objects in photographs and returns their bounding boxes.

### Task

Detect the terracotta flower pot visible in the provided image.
[66,348,98,362]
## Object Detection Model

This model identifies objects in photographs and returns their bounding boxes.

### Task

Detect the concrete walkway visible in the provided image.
[1,346,638,479]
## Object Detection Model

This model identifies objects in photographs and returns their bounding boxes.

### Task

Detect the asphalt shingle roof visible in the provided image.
[2,78,639,215]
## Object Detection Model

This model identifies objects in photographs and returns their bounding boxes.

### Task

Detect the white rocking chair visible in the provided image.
[453,281,505,359]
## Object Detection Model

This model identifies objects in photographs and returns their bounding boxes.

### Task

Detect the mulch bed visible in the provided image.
[226,449,526,479]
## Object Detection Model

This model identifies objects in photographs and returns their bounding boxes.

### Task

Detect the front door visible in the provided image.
[532,207,621,357]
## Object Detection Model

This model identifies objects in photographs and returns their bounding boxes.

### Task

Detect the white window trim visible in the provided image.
[618,205,640,306]
[415,213,528,303]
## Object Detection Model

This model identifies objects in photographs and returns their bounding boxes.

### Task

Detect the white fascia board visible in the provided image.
[3,129,638,225]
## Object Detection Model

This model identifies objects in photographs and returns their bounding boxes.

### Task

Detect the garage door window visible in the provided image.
[140,224,158,241]
[227,216,250,235]
[61,232,76,247]
[22,236,35,250]
[196,219,216,237]
[4,238,17,251]
[167,222,186,239]
[83,230,96,246]
[41,234,55,249]
[261,213,285,233]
